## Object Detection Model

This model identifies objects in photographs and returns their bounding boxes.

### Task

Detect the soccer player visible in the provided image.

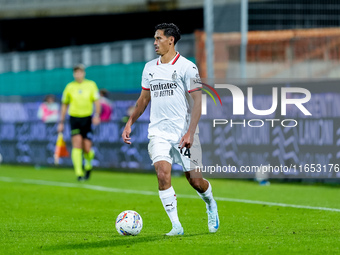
[57,64,101,181]
[122,23,219,235]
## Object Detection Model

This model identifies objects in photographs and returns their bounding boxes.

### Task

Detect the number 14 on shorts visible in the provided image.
[179,147,191,158]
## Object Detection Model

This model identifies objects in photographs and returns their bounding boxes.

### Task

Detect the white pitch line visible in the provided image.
[1,176,340,213]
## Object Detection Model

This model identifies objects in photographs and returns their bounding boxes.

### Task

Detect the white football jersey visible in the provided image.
[141,52,201,142]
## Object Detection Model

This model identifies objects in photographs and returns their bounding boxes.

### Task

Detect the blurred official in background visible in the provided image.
[57,64,101,181]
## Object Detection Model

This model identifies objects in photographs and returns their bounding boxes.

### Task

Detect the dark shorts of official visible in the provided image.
[69,116,93,140]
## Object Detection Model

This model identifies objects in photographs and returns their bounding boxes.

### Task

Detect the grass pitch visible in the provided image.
[0,165,339,255]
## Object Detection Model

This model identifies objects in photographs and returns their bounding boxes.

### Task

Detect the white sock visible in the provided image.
[197,180,217,211]
[159,186,181,227]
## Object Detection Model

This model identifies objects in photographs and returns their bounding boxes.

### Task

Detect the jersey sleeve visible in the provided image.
[141,66,150,90]
[91,82,100,101]
[61,85,70,104]
[184,63,202,93]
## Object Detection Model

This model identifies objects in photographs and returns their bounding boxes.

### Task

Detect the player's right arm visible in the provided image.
[57,85,70,133]
[57,103,68,133]
[122,89,151,144]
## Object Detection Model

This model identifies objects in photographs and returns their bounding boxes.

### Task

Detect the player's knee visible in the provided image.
[157,170,169,182]
[156,171,171,189]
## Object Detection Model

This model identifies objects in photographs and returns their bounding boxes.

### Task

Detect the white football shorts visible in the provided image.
[148,133,203,172]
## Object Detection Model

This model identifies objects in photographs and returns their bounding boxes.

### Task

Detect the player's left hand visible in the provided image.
[92,116,101,126]
[179,132,193,150]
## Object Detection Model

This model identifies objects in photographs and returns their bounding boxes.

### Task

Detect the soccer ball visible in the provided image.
[115,210,143,236]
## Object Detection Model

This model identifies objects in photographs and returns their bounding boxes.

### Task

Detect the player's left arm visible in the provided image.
[179,90,202,149]
[92,83,101,125]
[93,99,101,125]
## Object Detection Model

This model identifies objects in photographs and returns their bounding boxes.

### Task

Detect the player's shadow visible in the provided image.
[43,232,212,251]
[44,235,165,251]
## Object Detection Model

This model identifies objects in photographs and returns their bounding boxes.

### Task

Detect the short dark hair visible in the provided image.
[155,23,181,45]
[44,94,55,102]
[73,64,85,72]
[100,89,109,97]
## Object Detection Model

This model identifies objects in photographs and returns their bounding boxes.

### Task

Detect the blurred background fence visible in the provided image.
[0,35,195,96]
[196,28,340,79]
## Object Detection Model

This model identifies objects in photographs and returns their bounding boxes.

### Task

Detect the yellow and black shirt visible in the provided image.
[61,79,99,117]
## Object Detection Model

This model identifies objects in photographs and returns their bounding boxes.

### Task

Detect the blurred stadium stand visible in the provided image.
[196,28,340,79]
[0,35,195,73]
[1,0,339,79]
[2,0,338,26]
[0,35,195,96]
[0,0,207,19]
[249,0,340,31]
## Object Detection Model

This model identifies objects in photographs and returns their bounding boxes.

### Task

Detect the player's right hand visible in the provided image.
[122,126,132,144]
[57,123,64,133]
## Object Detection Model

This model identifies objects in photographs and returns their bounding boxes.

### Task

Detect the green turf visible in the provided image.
[0,165,339,255]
